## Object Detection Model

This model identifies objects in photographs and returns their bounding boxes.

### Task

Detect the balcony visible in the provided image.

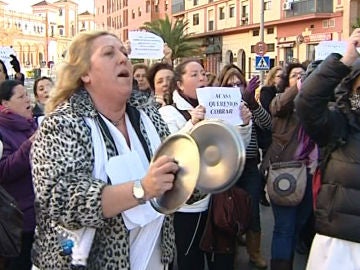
[172,0,185,14]
[284,0,332,17]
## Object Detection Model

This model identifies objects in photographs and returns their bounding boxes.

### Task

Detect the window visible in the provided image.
[242,5,248,18]
[322,20,328,28]
[155,4,159,12]
[267,43,275,52]
[219,7,225,20]
[193,13,199,25]
[138,7,141,17]
[306,44,316,61]
[123,10,128,26]
[208,20,214,31]
[165,0,168,11]
[59,8,63,16]
[132,9,135,19]
[329,19,335,27]
[267,27,274,34]
[123,29,128,41]
[264,0,272,10]
[193,0,198,6]
[146,1,150,12]
[59,28,64,36]
[253,29,259,36]
[229,6,235,18]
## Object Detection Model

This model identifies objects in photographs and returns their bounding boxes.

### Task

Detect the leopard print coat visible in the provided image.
[31,89,175,269]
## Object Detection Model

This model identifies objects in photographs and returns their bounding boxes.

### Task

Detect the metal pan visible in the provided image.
[150,133,200,214]
[189,120,246,193]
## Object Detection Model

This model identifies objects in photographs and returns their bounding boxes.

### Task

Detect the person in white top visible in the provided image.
[159,58,252,270]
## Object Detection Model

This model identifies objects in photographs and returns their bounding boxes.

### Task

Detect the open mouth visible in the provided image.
[117,70,130,77]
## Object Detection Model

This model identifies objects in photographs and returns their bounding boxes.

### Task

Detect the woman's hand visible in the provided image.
[341,28,360,66]
[190,105,206,125]
[141,156,179,200]
[240,102,252,125]
[242,76,260,110]
[154,95,166,107]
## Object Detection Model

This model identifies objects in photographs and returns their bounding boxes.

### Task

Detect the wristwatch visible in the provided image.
[132,180,146,204]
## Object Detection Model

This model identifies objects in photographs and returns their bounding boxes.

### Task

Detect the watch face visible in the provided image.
[133,181,144,199]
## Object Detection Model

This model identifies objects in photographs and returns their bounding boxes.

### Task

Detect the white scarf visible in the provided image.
[69,110,164,269]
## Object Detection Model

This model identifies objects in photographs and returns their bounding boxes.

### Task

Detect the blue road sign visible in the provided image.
[255,55,270,70]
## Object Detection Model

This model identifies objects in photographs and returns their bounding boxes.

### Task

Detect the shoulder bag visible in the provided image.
[267,160,307,206]
[0,185,23,257]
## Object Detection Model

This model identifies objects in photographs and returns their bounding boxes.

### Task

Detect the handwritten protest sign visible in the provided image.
[0,47,17,75]
[128,31,164,59]
[315,41,347,61]
[196,87,243,125]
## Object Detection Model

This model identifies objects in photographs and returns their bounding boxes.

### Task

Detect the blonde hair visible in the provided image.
[264,66,283,87]
[46,30,117,113]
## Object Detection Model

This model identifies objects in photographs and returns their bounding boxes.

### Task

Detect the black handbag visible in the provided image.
[0,185,23,257]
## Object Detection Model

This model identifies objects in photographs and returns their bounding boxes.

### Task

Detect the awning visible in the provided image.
[277,41,295,48]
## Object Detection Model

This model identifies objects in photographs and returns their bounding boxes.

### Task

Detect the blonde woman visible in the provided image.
[31,31,177,269]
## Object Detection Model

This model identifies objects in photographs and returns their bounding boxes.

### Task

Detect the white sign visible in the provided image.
[315,41,347,61]
[0,47,17,75]
[128,31,164,59]
[196,87,243,125]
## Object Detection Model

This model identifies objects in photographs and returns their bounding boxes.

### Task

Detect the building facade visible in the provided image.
[0,0,95,74]
[172,0,360,76]
[94,0,170,42]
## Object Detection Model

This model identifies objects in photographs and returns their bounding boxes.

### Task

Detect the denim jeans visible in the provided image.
[270,171,313,260]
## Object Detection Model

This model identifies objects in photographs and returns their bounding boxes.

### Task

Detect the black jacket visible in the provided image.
[295,53,360,243]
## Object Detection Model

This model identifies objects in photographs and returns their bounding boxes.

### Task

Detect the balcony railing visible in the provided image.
[284,0,332,17]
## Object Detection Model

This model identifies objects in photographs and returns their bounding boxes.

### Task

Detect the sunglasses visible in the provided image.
[224,82,244,88]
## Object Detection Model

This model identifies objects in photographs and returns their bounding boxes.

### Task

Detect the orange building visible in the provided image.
[172,0,359,76]
[94,0,170,42]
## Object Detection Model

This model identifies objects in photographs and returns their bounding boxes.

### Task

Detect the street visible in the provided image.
[235,204,308,270]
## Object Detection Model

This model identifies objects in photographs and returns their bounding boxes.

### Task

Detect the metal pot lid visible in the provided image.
[189,120,246,193]
[150,133,200,214]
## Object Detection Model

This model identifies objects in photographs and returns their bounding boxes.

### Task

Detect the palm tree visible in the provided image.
[352,17,360,29]
[141,15,202,63]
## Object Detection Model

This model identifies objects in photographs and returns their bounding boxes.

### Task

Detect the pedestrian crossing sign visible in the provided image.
[255,56,270,70]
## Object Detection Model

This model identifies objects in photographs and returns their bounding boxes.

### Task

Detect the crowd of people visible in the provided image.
[0,28,360,270]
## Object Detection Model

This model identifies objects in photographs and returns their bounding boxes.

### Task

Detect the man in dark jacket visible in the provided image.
[295,28,360,269]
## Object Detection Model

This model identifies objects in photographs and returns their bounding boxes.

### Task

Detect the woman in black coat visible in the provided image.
[295,28,360,270]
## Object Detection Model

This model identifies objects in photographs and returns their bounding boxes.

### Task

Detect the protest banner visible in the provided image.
[196,87,243,125]
[128,31,164,59]
[315,41,347,61]
[0,47,17,75]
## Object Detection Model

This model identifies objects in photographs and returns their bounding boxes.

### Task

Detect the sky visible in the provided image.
[6,0,94,13]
